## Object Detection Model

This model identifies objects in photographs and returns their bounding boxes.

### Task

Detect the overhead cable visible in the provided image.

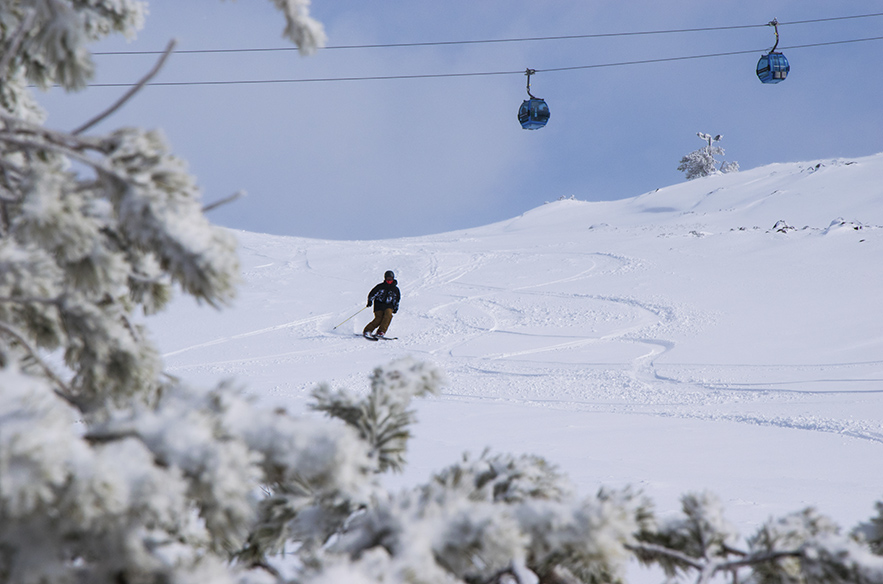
[92,12,883,56]
[83,35,883,88]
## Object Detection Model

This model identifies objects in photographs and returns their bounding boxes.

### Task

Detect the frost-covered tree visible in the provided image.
[677,132,739,180]
[0,1,348,582]
[4,2,883,584]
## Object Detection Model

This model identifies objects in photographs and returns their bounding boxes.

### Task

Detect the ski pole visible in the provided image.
[333,305,368,330]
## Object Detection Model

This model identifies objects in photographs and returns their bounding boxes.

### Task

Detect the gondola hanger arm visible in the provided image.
[768,18,780,53]
[525,68,539,99]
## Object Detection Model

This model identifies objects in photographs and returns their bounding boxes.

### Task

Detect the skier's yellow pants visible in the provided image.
[364,308,394,336]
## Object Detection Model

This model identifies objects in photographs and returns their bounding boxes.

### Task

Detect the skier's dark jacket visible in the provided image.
[368,279,400,313]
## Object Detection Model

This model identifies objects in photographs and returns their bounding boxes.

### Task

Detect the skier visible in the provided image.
[363,270,400,339]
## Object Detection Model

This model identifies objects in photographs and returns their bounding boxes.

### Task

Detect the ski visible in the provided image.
[360,333,379,341]
[375,336,398,340]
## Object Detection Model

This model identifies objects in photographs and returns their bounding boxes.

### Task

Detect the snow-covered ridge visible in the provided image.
[492,153,883,236]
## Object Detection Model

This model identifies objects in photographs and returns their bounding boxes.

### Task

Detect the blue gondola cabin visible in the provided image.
[756,51,789,84]
[518,98,550,130]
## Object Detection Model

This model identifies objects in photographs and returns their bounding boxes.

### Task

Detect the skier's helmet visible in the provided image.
[384,270,395,281]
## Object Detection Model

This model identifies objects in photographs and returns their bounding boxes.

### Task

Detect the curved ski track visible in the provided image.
[375,246,883,446]
[162,240,883,446]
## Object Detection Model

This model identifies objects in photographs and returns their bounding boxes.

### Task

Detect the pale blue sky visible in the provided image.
[39,0,883,239]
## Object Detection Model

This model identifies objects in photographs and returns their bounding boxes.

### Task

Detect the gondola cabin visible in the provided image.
[757,19,789,84]
[518,98,550,130]
[756,52,789,84]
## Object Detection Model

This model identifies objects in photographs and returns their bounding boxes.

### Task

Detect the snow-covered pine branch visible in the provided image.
[269,0,328,55]
[311,357,445,473]
[237,357,447,565]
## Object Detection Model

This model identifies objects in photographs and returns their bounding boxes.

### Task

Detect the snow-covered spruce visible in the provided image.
[678,132,739,180]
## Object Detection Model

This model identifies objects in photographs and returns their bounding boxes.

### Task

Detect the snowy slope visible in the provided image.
[150,153,883,544]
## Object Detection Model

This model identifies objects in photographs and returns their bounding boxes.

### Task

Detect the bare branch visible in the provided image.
[84,429,140,444]
[203,190,246,213]
[717,549,803,572]
[0,131,128,184]
[721,543,748,558]
[0,295,63,306]
[0,320,78,408]
[249,561,282,580]
[627,542,806,584]
[0,109,103,152]
[625,542,705,570]
[121,313,144,344]
[0,9,36,84]
[71,39,177,136]
[537,566,582,584]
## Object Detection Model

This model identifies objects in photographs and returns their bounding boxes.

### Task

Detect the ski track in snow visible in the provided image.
[157,186,883,447]
[162,313,334,358]
[405,247,883,446]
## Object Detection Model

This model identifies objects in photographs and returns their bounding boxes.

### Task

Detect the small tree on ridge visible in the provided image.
[678,132,740,180]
